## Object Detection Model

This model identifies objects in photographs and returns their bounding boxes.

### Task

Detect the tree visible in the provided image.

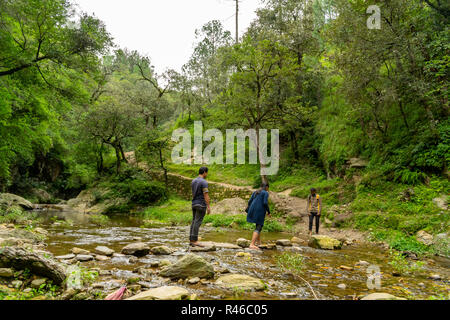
[184,20,233,106]
[219,36,299,183]
[82,78,141,174]
[0,0,112,189]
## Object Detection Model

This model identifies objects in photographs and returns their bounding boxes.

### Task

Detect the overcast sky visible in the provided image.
[72,0,263,74]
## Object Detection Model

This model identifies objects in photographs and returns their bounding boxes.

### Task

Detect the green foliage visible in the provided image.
[388,249,425,275]
[0,207,39,224]
[276,252,306,275]
[94,166,168,208]
[88,214,110,226]
[394,169,427,185]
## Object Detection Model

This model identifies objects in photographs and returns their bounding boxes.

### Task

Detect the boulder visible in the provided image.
[188,277,200,284]
[308,235,342,250]
[215,274,266,291]
[151,246,173,255]
[199,242,240,250]
[30,188,52,204]
[67,190,96,210]
[236,238,251,248]
[0,268,14,278]
[159,254,214,280]
[121,243,150,257]
[433,195,448,210]
[0,247,66,284]
[0,193,33,210]
[285,246,303,253]
[126,286,190,300]
[11,280,22,289]
[361,293,406,300]
[416,230,434,246]
[236,252,252,258]
[258,244,276,250]
[276,239,292,246]
[31,278,47,289]
[190,245,216,252]
[291,237,302,244]
[56,254,76,260]
[95,255,109,261]
[76,255,94,262]
[94,246,115,256]
[211,198,248,215]
[72,248,90,255]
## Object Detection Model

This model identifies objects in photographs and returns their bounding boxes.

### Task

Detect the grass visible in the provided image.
[276,252,306,275]
[388,249,425,275]
[348,177,449,256]
[139,196,289,232]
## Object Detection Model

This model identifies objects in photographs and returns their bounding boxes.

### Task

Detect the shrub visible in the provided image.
[128,180,167,205]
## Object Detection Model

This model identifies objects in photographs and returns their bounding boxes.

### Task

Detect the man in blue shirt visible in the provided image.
[190,167,211,246]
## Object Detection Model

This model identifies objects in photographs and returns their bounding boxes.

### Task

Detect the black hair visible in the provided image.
[310,188,317,193]
[199,167,209,175]
[256,182,269,194]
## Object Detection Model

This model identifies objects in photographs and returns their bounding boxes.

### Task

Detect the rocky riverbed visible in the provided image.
[0,206,449,300]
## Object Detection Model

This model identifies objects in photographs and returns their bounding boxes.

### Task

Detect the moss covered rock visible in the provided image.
[0,193,33,210]
[215,274,266,291]
[159,254,214,279]
[308,235,343,250]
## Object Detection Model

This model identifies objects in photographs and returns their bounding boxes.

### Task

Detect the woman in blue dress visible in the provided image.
[246,183,271,250]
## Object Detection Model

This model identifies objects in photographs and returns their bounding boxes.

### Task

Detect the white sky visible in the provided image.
[72,0,263,74]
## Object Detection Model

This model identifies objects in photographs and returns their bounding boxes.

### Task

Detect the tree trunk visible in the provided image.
[289,130,300,160]
[114,146,121,174]
[97,143,104,174]
[0,247,66,285]
[119,144,128,164]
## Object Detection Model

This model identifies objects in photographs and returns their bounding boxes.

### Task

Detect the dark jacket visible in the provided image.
[246,190,270,226]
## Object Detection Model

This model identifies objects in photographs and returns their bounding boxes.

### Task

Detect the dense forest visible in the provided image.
[0,0,449,274]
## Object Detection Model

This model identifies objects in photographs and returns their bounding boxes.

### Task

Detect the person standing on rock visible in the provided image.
[246,183,271,250]
[190,167,211,247]
[307,188,322,236]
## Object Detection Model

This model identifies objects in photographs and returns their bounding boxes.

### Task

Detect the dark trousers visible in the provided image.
[190,206,206,242]
[308,212,320,233]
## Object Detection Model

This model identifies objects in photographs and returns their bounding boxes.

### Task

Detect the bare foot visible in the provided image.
[249,245,260,250]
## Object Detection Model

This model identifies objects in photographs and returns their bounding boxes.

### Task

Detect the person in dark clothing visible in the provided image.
[306,188,322,236]
[190,167,211,247]
[246,183,271,250]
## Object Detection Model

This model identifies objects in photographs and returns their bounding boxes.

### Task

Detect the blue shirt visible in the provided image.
[191,177,209,207]
[247,190,270,226]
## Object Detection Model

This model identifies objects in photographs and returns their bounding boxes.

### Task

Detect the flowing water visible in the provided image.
[37,208,449,300]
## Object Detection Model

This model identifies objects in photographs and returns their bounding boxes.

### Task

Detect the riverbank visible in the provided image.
[2,206,449,301]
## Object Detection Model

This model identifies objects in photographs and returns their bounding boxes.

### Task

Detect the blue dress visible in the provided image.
[246,190,270,226]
